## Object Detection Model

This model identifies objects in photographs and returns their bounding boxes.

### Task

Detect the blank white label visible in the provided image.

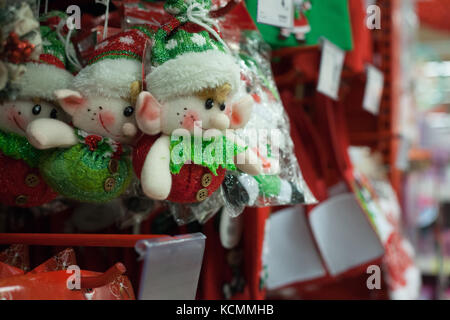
[317,39,345,100]
[257,0,294,28]
[309,193,384,276]
[363,65,384,115]
[266,206,326,289]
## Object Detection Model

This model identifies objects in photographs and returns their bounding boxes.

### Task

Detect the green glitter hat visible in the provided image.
[146,0,241,102]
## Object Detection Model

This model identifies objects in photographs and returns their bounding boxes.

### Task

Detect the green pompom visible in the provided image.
[39,144,132,203]
[254,175,281,197]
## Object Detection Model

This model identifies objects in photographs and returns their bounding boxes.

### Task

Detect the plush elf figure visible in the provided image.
[280,0,312,41]
[0,25,73,207]
[27,28,151,203]
[133,0,262,203]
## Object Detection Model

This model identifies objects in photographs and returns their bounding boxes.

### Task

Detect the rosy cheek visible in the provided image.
[182,110,199,131]
[99,111,115,126]
[231,111,241,126]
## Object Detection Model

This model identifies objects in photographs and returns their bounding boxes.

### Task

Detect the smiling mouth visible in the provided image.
[99,114,119,138]
[13,116,26,133]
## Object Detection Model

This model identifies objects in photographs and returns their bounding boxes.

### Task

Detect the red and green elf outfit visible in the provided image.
[0,21,74,207]
[134,0,243,203]
[133,133,244,203]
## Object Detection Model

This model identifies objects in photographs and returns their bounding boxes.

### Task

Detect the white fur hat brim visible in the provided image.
[72,59,141,100]
[13,62,74,101]
[147,50,241,102]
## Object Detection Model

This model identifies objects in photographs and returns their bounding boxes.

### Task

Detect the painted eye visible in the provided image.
[205,98,214,110]
[123,106,134,117]
[50,108,57,119]
[32,104,41,115]
[219,103,226,111]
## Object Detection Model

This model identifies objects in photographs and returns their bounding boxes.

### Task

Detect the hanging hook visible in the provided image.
[95,0,110,40]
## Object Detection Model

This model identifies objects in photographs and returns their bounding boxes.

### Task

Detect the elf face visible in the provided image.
[55,89,138,144]
[135,84,254,136]
[0,99,69,136]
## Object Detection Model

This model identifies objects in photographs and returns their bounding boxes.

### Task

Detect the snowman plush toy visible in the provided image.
[133,0,263,204]
[0,25,72,207]
[27,28,151,203]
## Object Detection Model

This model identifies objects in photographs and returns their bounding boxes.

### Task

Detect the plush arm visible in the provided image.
[226,131,263,176]
[140,135,172,200]
[26,118,78,149]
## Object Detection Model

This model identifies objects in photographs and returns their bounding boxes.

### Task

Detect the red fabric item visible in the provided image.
[269,272,388,300]
[345,0,373,73]
[282,90,330,201]
[87,28,151,65]
[39,53,65,69]
[167,165,225,203]
[197,218,231,300]
[132,134,159,179]
[0,153,57,207]
[197,207,269,300]
[418,0,450,32]
[133,134,226,203]
[242,207,270,300]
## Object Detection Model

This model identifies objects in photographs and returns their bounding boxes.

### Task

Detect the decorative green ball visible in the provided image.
[39,144,132,203]
[254,175,281,198]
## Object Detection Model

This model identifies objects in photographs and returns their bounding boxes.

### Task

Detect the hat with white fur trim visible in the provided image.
[146,0,241,102]
[13,25,74,101]
[71,27,152,101]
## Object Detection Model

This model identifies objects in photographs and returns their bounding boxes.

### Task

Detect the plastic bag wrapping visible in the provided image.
[116,1,316,225]
[229,30,316,208]
[164,33,315,224]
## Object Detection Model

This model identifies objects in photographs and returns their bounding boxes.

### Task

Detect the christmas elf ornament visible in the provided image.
[0,23,73,208]
[27,28,152,203]
[280,0,312,41]
[0,1,43,99]
[133,0,262,203]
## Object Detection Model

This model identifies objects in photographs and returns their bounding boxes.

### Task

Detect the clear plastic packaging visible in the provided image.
[120,1,316,225]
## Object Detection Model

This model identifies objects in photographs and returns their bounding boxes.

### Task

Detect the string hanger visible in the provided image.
[184,0,230,53]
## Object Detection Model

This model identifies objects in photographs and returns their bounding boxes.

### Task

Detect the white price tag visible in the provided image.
[257,0,294,28]
[317,39,345,100]
[363,65,384,115]
[395,135,411,171]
